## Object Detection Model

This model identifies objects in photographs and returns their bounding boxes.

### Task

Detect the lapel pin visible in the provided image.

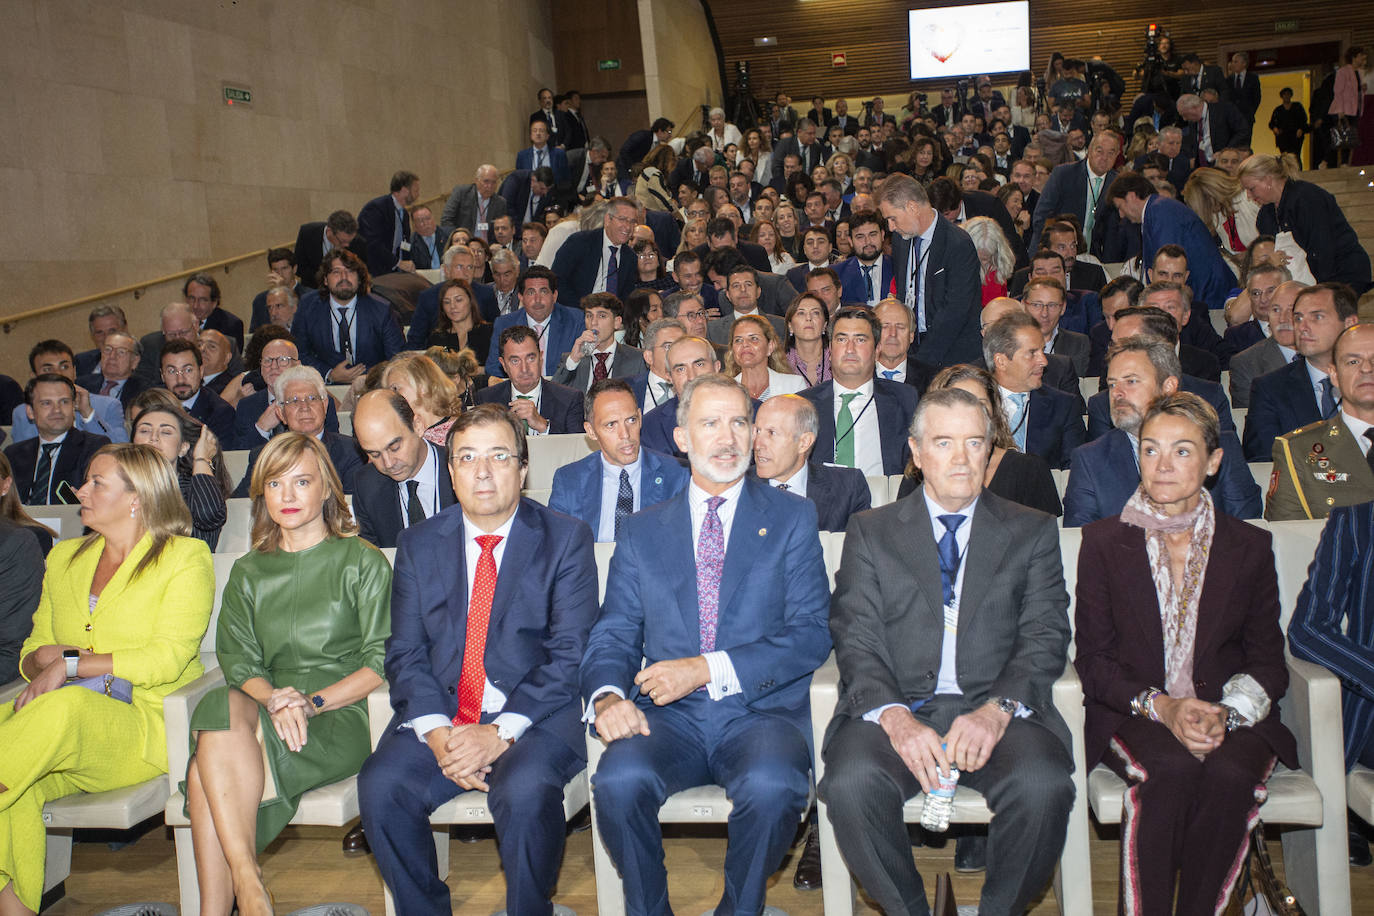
[1329,427,1340,437]
[1313,443,1325,454]
[758,527,767,537]
[654,477,663,485]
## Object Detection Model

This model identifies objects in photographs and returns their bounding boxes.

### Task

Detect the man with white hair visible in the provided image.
[753,393,870,532]
[706,107,742,152]
[1132,125,1191,190]
[1175,93,1251,168]
[440,163,509,240]
[232,365,363,497]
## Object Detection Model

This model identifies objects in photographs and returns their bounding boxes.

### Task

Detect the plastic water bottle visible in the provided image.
[920,749,960,833]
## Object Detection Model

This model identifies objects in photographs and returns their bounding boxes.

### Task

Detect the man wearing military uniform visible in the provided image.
[1267,324,1374,520]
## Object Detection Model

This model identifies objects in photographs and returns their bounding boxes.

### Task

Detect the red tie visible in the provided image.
[1222,214,1246,253]
[593,352,610,381]
[100,379,116,396]
[454,534,502,725]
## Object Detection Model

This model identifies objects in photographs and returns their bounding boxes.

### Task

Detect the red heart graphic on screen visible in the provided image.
[921,22,965,64]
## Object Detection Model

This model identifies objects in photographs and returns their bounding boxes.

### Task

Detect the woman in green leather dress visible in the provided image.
[184,433,391,916]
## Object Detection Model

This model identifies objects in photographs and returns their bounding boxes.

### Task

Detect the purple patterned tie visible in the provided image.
[697,496,726,652]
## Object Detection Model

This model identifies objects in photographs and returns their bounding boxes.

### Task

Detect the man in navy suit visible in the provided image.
[582,374,831,916]
[406,246,501,349]
[1221,264,1287,362]
[293,249,404,384]
[500,167,557,231]
[1223,53,1262,123]
[3,375,110,505]
[1029,130,1122,256]
[477,326,584,434]
[986,312,1085,470]
[1244,282,1359,460]
[360,405,598,916]
[1109,174,1233,312]
[486,266,583,379]
[294,210,370,291]
[617,117,675,176]
[76,331,148,413]
[639,336,724,460]
[1176,93,1252,169]
[926,179,1028,270]
[1084,305,1238,441]
[159,339,236,446]
[350,390,456,548]
[1064,338,1260,526]
[232,366,363,498]
[1289,499,1374,865]
[231,337,340,450]
[880,174,983,368]
[801,307,919,476]
[550,197,638,309]
[407,204,450,271]
[183,273,245,351]
[515,120,570,185]
[835,212,893,308]
[357,170,420,277]
[753,394,871,532]
[549,379,688,541]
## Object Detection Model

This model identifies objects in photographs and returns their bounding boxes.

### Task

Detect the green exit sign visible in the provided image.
[597,59,621,71]
[223,85,252,106]
[1274,19,1300,32]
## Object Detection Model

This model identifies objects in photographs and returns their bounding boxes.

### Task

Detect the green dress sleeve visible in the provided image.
[350,541,393,680]
[214,556,270,688]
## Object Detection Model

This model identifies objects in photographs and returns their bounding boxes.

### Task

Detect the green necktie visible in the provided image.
[836,392,860,467]
[515,394,532,432]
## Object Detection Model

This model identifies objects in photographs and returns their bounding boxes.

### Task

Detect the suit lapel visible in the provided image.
[1117,523,1167,657]
[873,386,902,471]
[90,533,153,619]
[489,504,538,643]
[899,493,946,625]
[1191,519,1238,660]
[443,512,471,629]
[582,454,603,533]
[435,444,457,509]
[813,383,837,462]
[658,493,699,648]
[718,480,772,619]
[1026,389,1048,456]
[1105,430,1140,509]
[956,496,1011,633]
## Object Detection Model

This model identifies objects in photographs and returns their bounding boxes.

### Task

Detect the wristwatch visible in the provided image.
[1225,707,1248,732]
[62,649,80,680]
[988,696,1020,716]
[311,694,326,712]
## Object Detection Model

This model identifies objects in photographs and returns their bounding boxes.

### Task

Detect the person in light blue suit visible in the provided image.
[9,339,127,444]
[485,265,583,379]
[548,379,688,542]
[581,374,831,916]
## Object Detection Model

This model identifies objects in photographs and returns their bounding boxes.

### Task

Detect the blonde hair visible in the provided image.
[1236,153,1300,184]
[1181,167,1242,228]
[722,314,792,376]
[71,443,191,580]
[248,433,356,553]
[425,345,480,382]
[382,351,461,420]
[677,218,708,254]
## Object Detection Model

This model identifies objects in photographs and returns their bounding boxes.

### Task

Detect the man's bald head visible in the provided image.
[981,297,1024,333]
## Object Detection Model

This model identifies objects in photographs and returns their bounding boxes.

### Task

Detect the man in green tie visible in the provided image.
[799,306,918,476]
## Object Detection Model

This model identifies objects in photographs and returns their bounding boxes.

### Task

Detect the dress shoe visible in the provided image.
[567,806,592,834]
[792,823,822,890]
[953,834,987,873]
[1352,829,1372,867]
[452,824,496,843]
[341,823,370,856]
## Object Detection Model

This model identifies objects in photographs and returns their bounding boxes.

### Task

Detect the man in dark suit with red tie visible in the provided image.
[359,405,599,916]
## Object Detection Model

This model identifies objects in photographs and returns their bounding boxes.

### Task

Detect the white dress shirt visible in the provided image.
[876,360,907,383]
[1306,360,1333,412]
[642,372,673,413]
[833,378,883,477]
[907,216,938,332]
[769,462,810,497]
[405,511,532,741]
[510,378,547,436]
[596,452,643,542]
[1344,410,1374,456]
[593,230,621,294]
[397,443,441,529]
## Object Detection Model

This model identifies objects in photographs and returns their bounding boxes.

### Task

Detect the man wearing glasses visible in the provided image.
[76,332,149,412]
[231,337,341,449]
[232,365,363,497]
[551,197,640,306]
[160,338,236,445]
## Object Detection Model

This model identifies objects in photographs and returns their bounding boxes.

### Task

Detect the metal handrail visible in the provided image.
[0,189,453,333]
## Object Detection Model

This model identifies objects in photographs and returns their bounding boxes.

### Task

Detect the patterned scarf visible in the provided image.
[1120,486,1216,699]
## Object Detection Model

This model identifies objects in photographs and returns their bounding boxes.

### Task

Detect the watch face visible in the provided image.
[312,694,325,708]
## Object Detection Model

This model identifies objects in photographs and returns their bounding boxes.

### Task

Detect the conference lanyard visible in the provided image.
[834,391,877,452]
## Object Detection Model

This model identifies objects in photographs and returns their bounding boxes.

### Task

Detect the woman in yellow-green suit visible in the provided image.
[0,443,213,915]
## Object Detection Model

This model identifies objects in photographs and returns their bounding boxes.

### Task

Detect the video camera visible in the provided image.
[1138,23,1167,93]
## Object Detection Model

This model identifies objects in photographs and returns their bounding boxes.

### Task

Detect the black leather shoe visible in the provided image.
[1352,829,1372,867]
[953,834,987,873]
[341,823,370,856]
[567,806,593,834]
[792,824,823,890]
[451,824,496,843]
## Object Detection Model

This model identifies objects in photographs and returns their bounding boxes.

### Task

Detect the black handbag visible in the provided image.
[1331,116,1360,152]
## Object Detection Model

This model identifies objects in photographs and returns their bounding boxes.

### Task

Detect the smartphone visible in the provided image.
[55,480,79,505]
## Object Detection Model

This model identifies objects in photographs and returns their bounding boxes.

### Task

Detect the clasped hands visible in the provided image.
[1152,695,1226,759]
[593,656,711,743]
[265,686,318,753]
[879,702,1013,794]
[426,723,510,790]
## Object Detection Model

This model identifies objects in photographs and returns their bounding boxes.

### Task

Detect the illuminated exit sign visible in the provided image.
[222,85,253,107]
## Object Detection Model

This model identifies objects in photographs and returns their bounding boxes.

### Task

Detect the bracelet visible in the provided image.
[1144,688,1163,722]
[1131,687,1163,720]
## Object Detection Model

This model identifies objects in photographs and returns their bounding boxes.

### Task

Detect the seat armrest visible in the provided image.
[367,681,392,752]
[162,667,226,794]
[1282,656,1344,785]
[0,677,23,704]
[809,654,839,785]
[1051,664,1087,777]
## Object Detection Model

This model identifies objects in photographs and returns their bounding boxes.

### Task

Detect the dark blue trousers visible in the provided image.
[591,693,811,916]
[359,719,582,916]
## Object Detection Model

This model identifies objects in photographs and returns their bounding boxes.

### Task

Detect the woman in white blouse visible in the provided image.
[722,314,807,401]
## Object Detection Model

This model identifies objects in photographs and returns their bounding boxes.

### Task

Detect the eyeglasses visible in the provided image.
[101,346,134,356]
[638,253,658,260]
[261,356,299,368]
[162,365,199,378]
[282,395,326,408]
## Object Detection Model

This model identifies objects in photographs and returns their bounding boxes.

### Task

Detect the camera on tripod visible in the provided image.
[1138,23,1166,92]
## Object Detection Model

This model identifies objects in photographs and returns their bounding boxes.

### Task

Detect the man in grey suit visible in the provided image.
[1229,280,1299,409]
[553,293,645,390]
[820,387,1075,915]
[706,264,787,348]
[1023,276,1090,377]
[439,163,509,240]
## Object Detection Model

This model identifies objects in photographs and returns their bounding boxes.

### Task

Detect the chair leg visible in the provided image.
[173,825,201,916]
[816,798,858,916]
[1282,823,1353,916]
[43,829,72,893]
[1054,772,1093,915]
[433,828,451,882]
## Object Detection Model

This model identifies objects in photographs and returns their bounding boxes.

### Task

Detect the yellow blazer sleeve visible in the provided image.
[109,537,215,688]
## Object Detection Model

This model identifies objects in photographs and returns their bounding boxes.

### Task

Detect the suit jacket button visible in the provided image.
[925,671,935,680]
[1195,680,1206,689]
[85,623,93,632]
[447,686,456,694]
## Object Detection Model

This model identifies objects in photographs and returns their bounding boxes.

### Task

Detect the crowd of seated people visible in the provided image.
[3,49,1374,915]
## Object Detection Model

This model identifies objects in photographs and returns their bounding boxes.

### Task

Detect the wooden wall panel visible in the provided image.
[706,0,1373,102]
[553,0,646,95]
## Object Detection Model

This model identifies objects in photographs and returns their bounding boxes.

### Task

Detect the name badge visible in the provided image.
[943,602,959,633]
[399,240,412,253]
[477,222,489,234]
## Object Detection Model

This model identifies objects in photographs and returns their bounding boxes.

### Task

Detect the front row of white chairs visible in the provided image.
[1,522,1354,914]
